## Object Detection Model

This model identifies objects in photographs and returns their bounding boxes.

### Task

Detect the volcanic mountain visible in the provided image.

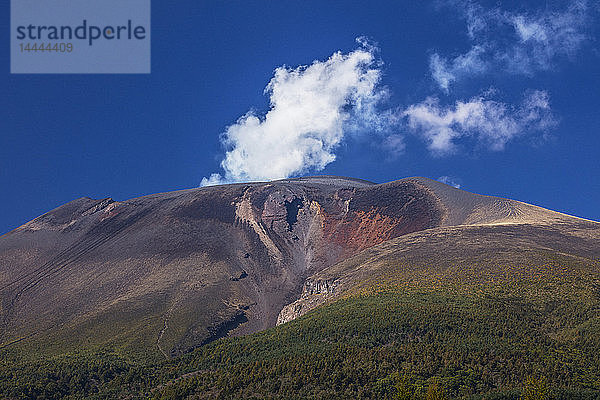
[1,176,598,363]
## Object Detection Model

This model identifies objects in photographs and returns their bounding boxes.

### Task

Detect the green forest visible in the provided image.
[2,274,600,399]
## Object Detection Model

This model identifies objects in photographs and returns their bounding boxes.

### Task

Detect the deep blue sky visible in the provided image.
[2,0,599,234]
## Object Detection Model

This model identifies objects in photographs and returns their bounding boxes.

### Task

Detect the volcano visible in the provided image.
[1,176,597,361]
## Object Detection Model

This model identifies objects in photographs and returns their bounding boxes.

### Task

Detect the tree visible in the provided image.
[426,379,448,400]
[521,376,549,400]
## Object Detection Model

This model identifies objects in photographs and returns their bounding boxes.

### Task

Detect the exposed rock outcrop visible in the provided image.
[276,279,338,325]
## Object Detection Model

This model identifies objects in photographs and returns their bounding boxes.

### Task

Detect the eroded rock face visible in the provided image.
[276,279,338,325]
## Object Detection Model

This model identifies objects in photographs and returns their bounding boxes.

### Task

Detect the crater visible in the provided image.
[284,197,303,231]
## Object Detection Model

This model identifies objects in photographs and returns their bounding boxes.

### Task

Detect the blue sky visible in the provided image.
[1,0,599,234]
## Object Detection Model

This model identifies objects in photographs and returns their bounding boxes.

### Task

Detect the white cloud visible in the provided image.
[437,176,461,188]
[430,1,589,90]
[381,134,405,156]
[503,2,588,73]
[430,45,487,92]
[201,40,390,186]
[403,90,555,154]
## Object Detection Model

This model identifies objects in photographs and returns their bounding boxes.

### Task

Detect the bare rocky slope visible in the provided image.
[0,176,597,358]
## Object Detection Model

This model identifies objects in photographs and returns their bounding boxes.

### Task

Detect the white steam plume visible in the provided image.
[437,176,461,188]
[201,40,388,186]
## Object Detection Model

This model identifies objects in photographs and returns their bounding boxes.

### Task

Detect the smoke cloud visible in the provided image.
[201,40,389,186]
[437,176,461,188]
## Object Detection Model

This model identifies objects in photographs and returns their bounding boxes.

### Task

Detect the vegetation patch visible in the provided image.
[2,272,599,399]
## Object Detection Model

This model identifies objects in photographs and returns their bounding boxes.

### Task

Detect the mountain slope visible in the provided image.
[278,219,600,323]
[0,176,596,359]
[1,176,600,399]
[2,217,599,399]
